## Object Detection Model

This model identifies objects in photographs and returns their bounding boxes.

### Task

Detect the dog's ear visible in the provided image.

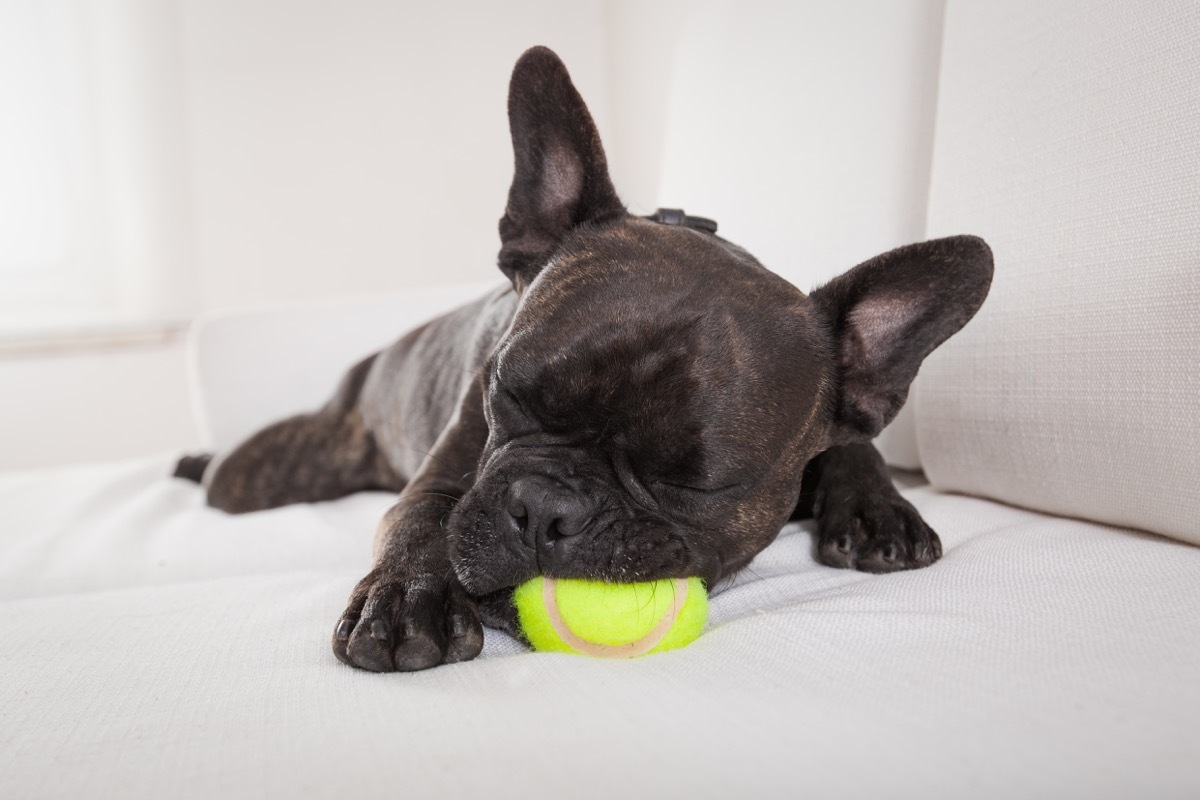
[811,235,994,447]
[498,46,624,291]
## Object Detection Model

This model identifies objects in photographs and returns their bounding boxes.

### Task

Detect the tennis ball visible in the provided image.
[514,576,708,658]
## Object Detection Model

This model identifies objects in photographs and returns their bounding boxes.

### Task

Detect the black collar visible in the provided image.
[645,208,718,234]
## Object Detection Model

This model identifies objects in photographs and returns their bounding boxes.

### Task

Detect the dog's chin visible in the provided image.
[451,561,524,597]
[448,516,712,597]
[450,552,534,597]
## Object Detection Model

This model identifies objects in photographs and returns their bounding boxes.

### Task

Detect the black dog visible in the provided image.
[176,46,992,672]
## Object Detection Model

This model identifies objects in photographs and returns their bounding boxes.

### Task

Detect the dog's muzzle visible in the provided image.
[504,475,594,569]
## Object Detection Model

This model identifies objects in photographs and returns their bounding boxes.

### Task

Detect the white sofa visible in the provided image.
[4,444,1199,799]
[4,3,1199,798]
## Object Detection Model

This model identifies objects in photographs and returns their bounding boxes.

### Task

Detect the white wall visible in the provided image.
[600,0,691,213]
[654,0,945,291]
[0,0,946,471]
[179,0,612,310]
[595,0,947,471]
[1,0,611,471]
[0,340,200,470]
[0,0,197,329]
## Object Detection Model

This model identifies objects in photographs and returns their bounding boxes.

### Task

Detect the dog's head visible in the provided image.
[448,47,992,595]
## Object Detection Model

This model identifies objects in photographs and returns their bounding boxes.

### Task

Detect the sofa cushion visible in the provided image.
[189,282,498,451]
[648,1,946,472]
[915,1,1200,544]
[2,455,1199,797]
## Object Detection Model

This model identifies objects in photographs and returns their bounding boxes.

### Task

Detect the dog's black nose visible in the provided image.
[506,477,591,554]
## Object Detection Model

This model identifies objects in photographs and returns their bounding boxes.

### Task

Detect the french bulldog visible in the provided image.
[175,46,993,672]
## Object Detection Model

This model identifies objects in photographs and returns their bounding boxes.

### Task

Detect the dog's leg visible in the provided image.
[193,354,403,513]
[201,410,401,513]
[332,379,488,672]
[793,442,941,573]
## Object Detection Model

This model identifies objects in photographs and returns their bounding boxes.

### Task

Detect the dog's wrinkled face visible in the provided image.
[450,219,831,594]
[446,47,992,597]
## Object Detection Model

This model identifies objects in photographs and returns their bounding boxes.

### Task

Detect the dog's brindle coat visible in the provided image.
[177,47,993,672]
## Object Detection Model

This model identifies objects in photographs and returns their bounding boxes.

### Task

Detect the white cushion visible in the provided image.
[3,455,1199,797]
[875,402,921,471]
[915,0,1200,544]
[649,2,944,472]
[189,282,498,451]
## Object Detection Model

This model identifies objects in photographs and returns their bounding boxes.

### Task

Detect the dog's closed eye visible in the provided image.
[651,480,742,498]
[502,389,532,419]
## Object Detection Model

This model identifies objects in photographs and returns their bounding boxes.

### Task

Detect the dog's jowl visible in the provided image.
[177,46,993,672]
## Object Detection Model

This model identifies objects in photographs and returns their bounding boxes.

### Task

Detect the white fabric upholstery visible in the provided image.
[915,0,1200,544]
[874,402,921,470]
[190,282,498,451]
[651,1,943,472]
[7,6,1200,796]
[3,455,1199,798]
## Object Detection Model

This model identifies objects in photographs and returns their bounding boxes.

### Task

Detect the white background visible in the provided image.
[0,0,944,470]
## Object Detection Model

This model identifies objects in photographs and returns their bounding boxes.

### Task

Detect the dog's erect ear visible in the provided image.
[811,235,994,447]
[498,46,624,290]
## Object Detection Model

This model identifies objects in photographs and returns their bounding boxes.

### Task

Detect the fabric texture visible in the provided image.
[2,455,1199,799]
[190,282,497,451]
[8,7,1200,791]
[915,0,1200,544]
[874,402,921,470]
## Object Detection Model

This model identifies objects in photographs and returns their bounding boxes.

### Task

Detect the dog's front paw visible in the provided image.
[332,569,483,672]
[814,491,942,573]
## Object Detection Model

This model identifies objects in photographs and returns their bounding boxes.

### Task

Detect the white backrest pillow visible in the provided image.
[189,283,498,451]
[649,2,946,470]
[915,0,1200,544]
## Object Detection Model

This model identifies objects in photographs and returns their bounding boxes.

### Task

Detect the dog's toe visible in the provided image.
[855,538,910,573]
[816,497,942,573]
[332,569,483,673]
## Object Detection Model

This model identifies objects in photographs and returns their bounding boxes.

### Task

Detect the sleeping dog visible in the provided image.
[176,46,992,672]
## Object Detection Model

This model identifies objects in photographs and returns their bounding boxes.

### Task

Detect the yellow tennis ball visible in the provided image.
[514,576,708,658]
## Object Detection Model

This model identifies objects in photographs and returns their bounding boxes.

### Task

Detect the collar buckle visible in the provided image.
[647,208,718,234]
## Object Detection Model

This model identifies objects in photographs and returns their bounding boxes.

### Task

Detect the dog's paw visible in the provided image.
[332,569,483,672]
[814,491,942,573]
